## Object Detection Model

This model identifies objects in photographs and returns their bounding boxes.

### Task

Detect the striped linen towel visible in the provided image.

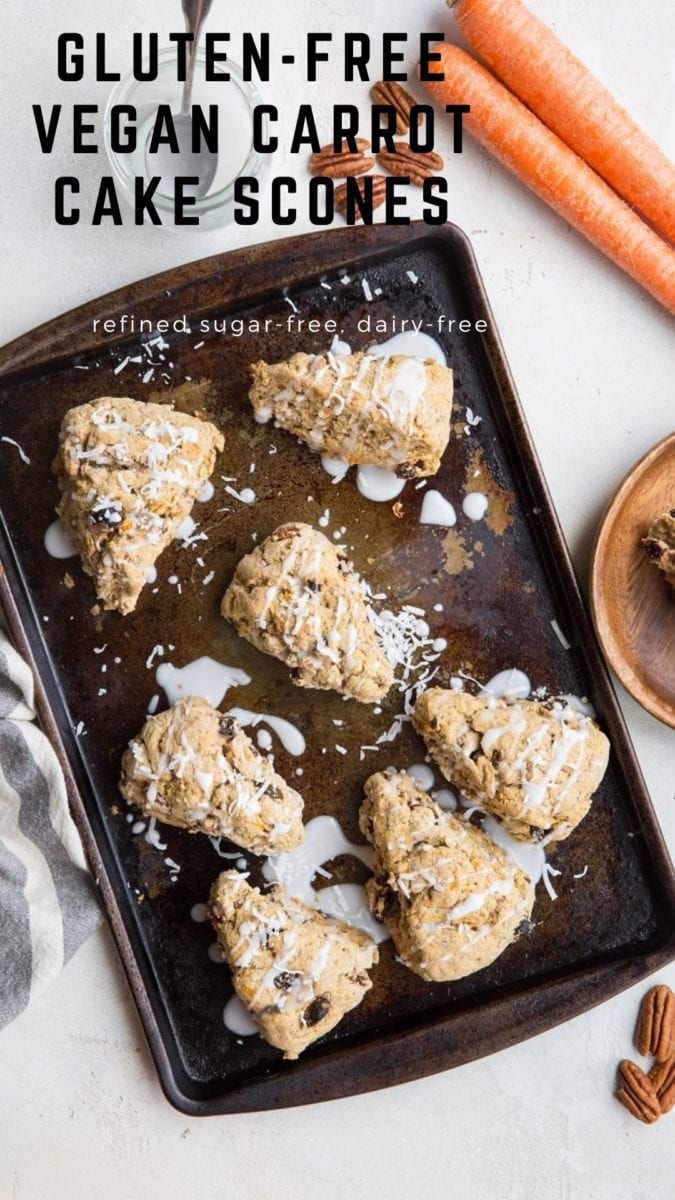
[0,627,100,1029]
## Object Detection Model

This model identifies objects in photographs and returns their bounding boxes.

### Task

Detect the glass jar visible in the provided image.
[103,46,266,232]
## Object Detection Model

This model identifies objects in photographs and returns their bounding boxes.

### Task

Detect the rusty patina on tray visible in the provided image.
[0,224,673,1115]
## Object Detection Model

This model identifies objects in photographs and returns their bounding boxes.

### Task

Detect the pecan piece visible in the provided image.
[309,138,374,179]
[334,175,388,222]
[635,984,675,1061]
[370,81,422,134]
[615,1059,661,1124]
[651,1054,675,1114]
[377,142,444,187]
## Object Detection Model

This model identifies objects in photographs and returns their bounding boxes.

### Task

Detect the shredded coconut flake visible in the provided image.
[542,862,562,901]
[146,644,164,669]
[1,437,30,464]
[550,619,571,650]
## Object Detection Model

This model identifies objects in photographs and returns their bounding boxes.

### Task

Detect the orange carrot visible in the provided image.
[449,0,675,243]
[420,45,675,314]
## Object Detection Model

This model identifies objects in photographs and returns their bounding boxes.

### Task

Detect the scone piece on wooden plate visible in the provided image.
[120,697,304,855]
[53,396,223,613]
[360,771,535,983]
[209,871,378,1059]
[414,688,610,845]
[642,509,675,593]
[221,523,394,702]
[250,350,453,478]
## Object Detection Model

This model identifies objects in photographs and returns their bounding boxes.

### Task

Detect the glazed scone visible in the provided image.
[53,396,223,613]
[209,871,378,1059]
[221,523,394,703]
[120,697,304,855]
[250,350,453,477]
[413,688,610,845]
[642,509,675,592]
[360,771,535,983]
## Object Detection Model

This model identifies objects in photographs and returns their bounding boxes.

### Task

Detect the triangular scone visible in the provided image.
[209,871,378,1059]
[221,523,394,703]
[53,396,224,613]
[413,689,610,845]
[250,351,453,478]
[120,697,304,855]
[360,771,535,983]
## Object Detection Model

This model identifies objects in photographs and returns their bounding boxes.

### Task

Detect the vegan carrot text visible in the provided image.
[421,45,675,314]
[449,0,675,243]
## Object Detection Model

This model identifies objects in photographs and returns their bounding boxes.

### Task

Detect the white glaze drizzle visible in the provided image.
[561,694,596,718]
[419,490,457,527]
[405,763,436,791]
[197,480,215,503]
[223,995,257,1036]
[462,492,489,521]
[316,883,389,944]
[156,656,251,707]
[483,669,532,699]
[227,707,306,757]
[356,465,405,502]
[262,815,388,943]
[225,485,256,505]
[321,457,350,483]
[433,787,459,810]
[481,815,546,885]
[175,514,197,542]
[44,518,77,558]
[367,331,447,366]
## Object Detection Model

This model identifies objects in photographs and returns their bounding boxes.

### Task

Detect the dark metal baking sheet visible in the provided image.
[1,223,673,1116]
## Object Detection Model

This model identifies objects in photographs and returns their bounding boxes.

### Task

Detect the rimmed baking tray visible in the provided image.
[1,223,673,1115]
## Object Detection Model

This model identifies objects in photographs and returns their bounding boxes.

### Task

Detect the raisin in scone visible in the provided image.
[221,523,394,703]
[360,771,535,982]
[414,689,610,845]
[250,351,453,478]
[53,396,223,614]
[120,697,304,855]
[209,871,378,1059]
[642,509,675,593]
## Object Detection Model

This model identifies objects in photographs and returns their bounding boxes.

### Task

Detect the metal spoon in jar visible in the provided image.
[145,0,217,201]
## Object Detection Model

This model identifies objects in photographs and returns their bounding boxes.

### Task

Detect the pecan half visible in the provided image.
[651,1054,675,1114]
[635,984,675,1061]
[616,1059,661,1124]
[377,142,444,187]
[370,81,422,134]
[309,138,374,179]
[334,174,388,221]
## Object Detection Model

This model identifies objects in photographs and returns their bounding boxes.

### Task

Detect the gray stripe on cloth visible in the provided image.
[0,833,31,1026]
[0,649,25,719]
[1,721,100,962]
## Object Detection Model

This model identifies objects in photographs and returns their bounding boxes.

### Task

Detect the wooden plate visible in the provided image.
[590,433,675,727]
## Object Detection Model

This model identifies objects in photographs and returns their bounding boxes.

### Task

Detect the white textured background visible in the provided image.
[1,1,674,1197]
